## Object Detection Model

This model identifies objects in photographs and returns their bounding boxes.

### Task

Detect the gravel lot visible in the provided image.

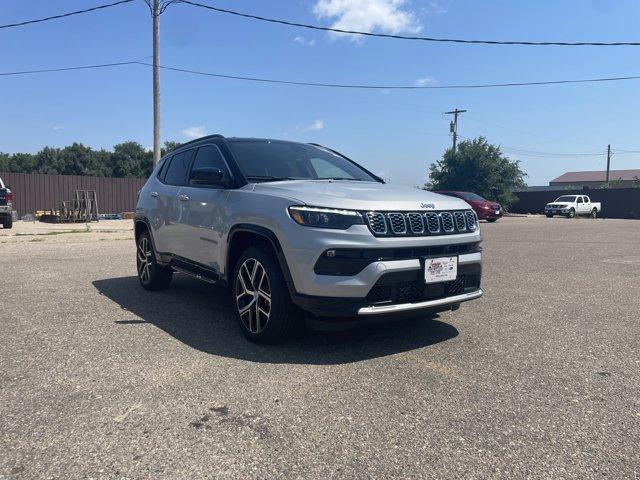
[1,217,639,479]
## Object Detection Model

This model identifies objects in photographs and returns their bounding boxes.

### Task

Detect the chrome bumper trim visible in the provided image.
[357,289,483,316]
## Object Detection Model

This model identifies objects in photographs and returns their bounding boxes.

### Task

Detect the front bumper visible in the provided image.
[358,289,482,315]
[545,207,569,215]
[281,224,483,319]
[477,209,502,220]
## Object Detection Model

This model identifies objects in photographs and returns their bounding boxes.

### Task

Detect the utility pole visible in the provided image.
[444,109,467,154]
[606,144,611,183]
[152,0,161,165]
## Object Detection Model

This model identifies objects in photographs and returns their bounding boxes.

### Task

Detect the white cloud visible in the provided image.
[294,35,316,46]
[181,125,206,139]
[415,76,436,86]
[52,125,65,131]
[313,0,422,41]
[297,120,324,132]
[301,119,325,132]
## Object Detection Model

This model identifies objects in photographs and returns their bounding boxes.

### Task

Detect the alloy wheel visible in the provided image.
[236,258,272,334]
[137,237,152,284]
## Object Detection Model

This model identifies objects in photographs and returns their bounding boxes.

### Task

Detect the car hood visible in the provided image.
[251,180,470,211]
[546,202,572,207]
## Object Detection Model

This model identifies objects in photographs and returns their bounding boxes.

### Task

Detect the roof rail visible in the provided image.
[176,134,226,149]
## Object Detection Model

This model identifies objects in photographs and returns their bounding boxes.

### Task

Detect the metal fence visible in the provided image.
[511,187,640,219]
[0,172,146,216]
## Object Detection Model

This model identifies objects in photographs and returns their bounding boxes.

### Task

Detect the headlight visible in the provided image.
[288,206,364,229]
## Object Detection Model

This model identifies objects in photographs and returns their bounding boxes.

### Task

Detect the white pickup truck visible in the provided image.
[545,195,602,218]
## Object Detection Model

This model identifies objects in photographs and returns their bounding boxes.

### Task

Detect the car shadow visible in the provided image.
[92,275,459,365]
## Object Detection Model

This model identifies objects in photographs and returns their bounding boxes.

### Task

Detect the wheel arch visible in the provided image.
[134,216,167,264]
[226,224,294,287]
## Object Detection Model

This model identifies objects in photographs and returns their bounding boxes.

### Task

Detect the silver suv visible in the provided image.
[134,135,483,342]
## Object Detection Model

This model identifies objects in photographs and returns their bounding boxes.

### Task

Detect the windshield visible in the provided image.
[459,192,486,202]
[227,140,379,183]
[555,196,576,202]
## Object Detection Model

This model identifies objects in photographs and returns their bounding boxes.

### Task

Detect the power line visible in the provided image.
[501,147,605,157]
[0,61,139,77]
[0,0,135,30]
[3,60,640,91]
[134,63,640,90]
[177,0,640,47]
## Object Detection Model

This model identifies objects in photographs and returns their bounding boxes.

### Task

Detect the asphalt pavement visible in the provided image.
[0,217,638,479]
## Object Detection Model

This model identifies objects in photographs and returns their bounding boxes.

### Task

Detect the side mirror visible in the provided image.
[189,167,228,186]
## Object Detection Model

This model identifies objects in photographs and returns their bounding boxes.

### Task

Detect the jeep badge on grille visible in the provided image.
[420,203,435,209]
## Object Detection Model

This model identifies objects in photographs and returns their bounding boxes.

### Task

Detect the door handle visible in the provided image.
[150,191,159,198]
[178,194,190,202]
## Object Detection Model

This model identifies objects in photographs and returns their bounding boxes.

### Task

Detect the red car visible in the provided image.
[435,191,503,222]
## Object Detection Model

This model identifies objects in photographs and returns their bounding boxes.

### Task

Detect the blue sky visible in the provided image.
[2,0,640,185]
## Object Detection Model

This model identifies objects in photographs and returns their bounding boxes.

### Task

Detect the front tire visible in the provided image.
[567,208,576,219]
[487,218,498,223]
[232,246,297,343]
[546,213,553,218]
[136,230,173,291]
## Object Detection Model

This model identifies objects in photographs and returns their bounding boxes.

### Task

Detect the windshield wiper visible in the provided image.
[315,177,363,181]
[246,175,298,182]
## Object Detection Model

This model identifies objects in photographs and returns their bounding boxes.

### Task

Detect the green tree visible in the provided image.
[0,139,181,178]
[111,142,153,178]
[426,136,527,209]
[161,141,182,156]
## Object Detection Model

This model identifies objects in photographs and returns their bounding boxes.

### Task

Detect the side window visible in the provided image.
[577,197,583,203]
[163,150,191,185]
[584,196,589,203]
[157,158,170,181]
[309,157,354,179]
[191,146,231,182]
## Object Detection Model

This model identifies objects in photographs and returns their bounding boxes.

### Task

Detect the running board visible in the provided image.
[171,266,219,284]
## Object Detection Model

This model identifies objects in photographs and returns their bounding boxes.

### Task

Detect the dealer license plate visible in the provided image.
[424,256,458,284]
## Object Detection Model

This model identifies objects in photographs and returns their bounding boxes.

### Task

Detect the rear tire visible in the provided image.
[232,245,297,343]
[487,218,498,223]
[591,208,598,219]
[567,208,576,219]
[2,216,12,229]
[136,230,173,291]
[546,213,553,218]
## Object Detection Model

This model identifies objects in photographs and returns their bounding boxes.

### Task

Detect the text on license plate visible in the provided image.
[424,256,458,284]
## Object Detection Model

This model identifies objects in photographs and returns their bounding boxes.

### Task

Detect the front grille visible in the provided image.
[464,211,477,231]
[365,212,387,235]
[425,212,440,233]
[440,212,454,233]
[407,213,424,234]
[366,271,481,305]
[388,213,407,234]
[362,210,476,237]
[454,211,466,232]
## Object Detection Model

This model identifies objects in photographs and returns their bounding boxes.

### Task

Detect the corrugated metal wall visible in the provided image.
[0,172,147,216]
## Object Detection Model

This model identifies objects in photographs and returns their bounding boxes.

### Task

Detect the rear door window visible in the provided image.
[163,150,192,185]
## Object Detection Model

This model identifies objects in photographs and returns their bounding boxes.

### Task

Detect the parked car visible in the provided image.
[544,195,601,218]
[434,191,502,222]
[134,135,484,342]
[0,176,13,229]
